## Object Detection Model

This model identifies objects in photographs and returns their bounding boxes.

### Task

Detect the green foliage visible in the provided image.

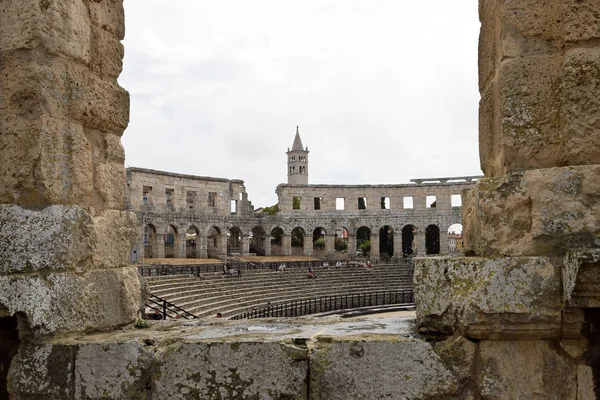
[293,197,301,210]
[262,204,279,215]
[314,237,325,249]
[359,240,371,255]
[335,238,348,251]
[134,318,150,329]
[291,229,304,247]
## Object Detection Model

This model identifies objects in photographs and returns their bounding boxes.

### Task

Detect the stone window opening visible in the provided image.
[293,197,301,210]
[381,196,390,210]
[451,194,462,207]
[208,192,217,207]
[358,197,367,210]
[231,200,237,214]
[336,197,345,210]
[165,188,174,206]
[186,191,196,210]
[403,196,414,209]
[314,197,322,210]
[426,195,437,208]
[142,186,152,205]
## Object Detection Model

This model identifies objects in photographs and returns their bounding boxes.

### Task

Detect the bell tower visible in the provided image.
[287,126,309,185]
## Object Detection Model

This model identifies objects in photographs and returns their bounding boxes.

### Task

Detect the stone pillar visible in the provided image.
[221,233,228,257]
[325,234,335,259]
[303,240,312,257]
[197,235,206,258]
[416,230,426,256]
[348,234,357,257]
[0,0,142,339]
[393,231,402,259]
[370,233,380,260]
[264,238,271,256]
[154,234,165,259]
[176,233,186,258]
[241,235,250,255]
[439,230,449,255]
[282,234,292,256]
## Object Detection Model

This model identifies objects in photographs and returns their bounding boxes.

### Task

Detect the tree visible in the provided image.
[263,204,279,215]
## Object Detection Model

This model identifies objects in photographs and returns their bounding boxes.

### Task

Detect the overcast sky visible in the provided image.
[120,1,482,208]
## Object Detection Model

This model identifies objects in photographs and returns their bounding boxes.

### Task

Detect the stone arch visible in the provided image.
[312,227,326,252]
[402,224,416,256]
[334,226,349,254]
[228,226,243,255]
[356,226,371,256]
[185,225,200,258]
[251,226,267,256]
[164,224,179,258]
[447,223,463,253]
[291,227,306,256]
[207,225,223,259]
[144,223,157,258]
[426,224,441,255]
[270,227,285,256]
[379,225,394,258]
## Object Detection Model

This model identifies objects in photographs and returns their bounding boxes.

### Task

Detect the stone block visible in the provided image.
[0,205,136,273]
[0,267,143,335]
[564,249,600,308]
[309,338,458,399]
[154,341,307,399]
[565,1,600,43]
[478,0,499,92]
[85,0,125,40]
[89,25,124,79]
[433,335,477,386]
[0,0,92,63]
[414,257,562,339]
[463,166,600,256]
[476,340,577,399]
[95,161,127,210]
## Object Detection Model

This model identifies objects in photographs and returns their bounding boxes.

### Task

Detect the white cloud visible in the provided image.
[121,0,482,207]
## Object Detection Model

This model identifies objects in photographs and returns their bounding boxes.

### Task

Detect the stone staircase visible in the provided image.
[145,263,413,319]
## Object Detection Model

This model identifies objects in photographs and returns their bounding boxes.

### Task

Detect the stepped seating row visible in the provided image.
[144,263,413,319]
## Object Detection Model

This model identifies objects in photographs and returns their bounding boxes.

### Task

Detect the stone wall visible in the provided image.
[0,0,143,336]
[415,0,600,397]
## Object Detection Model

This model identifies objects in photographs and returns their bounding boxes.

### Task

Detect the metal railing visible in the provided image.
[138,260,410,277]
[230,289,414,320]
[145,294,199,320]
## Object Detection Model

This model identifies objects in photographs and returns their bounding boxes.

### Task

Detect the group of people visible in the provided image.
[223,265,242,277]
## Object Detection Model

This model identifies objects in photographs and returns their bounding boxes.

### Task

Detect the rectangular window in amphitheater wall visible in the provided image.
[314,197,322,210]
[426,195,437,208]
[143,186,152,205]
[403,196,413,209]
[358,197,367,210]
[186,191,196,210]
[293,197,301,210]
[451,194,462,207]
[381,196,390,210]
[208,192,217,207]
[336,198,345,210]
[165,188,174,205]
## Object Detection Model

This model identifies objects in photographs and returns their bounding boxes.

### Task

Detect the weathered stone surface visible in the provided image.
[0,0,92,62]
[564,249,600,308]
[0,268,143,335]
[0,205,137,273]
[476,340,577,399]
[310,338,458,399]
[414,257,562,339]
[154,341,307,399]
[463,166,600,257]
[433,335,477,386]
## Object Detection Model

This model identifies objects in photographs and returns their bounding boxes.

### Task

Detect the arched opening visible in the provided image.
[144,224,157,258]
[228,227,243,255]
[164,225,178,258]
[270,227,284,256]
[186,226,199,258]
[426,224,441,255]
[402,225,416,256]
[356,226,371,256]
[312,227,326,252]
[447,223,463,253]
[291,227,305,256]
[334,227,349,256]
[379,225,394,259]
[0,309,20,399]
[251,226,267,256]
[207,226,222,259]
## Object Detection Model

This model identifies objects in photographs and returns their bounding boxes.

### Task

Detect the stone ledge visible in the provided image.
[0,267,143,336]
[414,257,562,339]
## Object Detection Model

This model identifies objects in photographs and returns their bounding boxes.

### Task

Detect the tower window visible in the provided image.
[314,197,322,210]
[358,197,367,210]
[293,197,301,210]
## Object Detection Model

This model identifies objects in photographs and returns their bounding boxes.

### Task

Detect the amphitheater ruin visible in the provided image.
[126,129,480,261]
[1,1,600,399]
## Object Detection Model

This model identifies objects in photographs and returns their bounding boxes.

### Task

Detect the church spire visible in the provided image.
[291,126,304,152]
